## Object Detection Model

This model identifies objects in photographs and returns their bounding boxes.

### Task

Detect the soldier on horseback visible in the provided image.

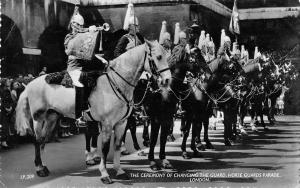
[64,9,105,124]
[217,35,232,62]
[114,3,146,156]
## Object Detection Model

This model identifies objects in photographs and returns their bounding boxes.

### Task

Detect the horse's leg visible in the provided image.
[34,139,49,177]
[89,122,101,164]
[230,105,238,141]
[239,104,248,135]
[84,125,95,165]
[195,119,205,151]
[181,115,192,159]
[142,122,150,147]
[269,98,277,125]
[160,116,173,169]
[113,121,130,180]
[148,117,161,171]
[129,119,146,156]
[204,116,214,149]
[249,106,258,132]
[99,125,113,184]
[167,121,175,142]
[223,108,232,146]
[120,120,130,155]
[192,119,203,157]
[34,111,59,177]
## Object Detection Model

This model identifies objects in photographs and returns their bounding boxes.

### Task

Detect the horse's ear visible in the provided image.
[145,39,154,49]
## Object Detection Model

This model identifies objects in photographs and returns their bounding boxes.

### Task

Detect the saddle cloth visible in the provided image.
[45,71,73,88]
[45,70,103,88]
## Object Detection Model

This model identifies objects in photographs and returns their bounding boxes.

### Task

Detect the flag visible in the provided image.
[229,0,240,35]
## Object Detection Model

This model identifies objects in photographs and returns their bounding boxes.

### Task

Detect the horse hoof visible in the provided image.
[171,135,176,141]
[224,140,232,146]
[167,135,173,142]
[137,151,147,156]
[86,159,97,166]
[206,143,214,149]
[116,173,130,180]
[196,144,206,151]
[162,162,173,169]
[101,176,113,184]
[36,166,50,177]
[93,157,101,163]
[121,150,130,155]
[143,141,150,147]
[150,163,161,171]
[193,151,203,158]
[182,152,192,159]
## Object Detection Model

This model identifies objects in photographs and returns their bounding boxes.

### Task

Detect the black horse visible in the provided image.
[144,45,201,170]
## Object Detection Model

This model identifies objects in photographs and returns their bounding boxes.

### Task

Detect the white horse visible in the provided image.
[15,40,171,184]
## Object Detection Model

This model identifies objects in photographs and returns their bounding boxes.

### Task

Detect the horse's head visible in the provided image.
[144,40,171,88]
[189,47,206,74]
[220,56,243,77]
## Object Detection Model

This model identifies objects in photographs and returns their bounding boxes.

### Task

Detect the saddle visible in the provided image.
[45,70,104,89]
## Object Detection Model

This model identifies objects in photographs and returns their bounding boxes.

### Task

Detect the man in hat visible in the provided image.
[64,11,99,124]
[160,32,172,58]
[114,14,145,156]
[114,16,145,58]
[217,36,232,62]
[188,19,200,48]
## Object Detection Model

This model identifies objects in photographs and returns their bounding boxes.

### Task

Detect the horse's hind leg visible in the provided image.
[99,124,113,184]
[113,121,129,180]
[34,138,50,177]
[203,117,214,149]
[181,117,191,158]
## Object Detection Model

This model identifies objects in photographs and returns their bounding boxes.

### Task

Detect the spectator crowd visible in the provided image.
[0,70,78,150]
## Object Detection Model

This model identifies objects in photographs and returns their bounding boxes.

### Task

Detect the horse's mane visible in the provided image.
[109,43,145,69]
[208,58,221,73]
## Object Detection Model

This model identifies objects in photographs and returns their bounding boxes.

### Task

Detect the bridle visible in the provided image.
[147,47,170,78]
[104,43,170,121]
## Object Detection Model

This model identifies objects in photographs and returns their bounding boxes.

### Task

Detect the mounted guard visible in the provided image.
[64,7,109,125]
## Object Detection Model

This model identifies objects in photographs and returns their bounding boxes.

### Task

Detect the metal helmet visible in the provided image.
[160,32,171,44]
[179,31,187,39]
[72,14,84,26]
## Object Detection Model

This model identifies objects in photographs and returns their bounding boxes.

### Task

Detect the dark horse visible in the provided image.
[144,45,200,170]
[239,57,280,132]
[181,52,245,158]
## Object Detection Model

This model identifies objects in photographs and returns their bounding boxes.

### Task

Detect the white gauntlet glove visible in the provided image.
[88,25,97,32]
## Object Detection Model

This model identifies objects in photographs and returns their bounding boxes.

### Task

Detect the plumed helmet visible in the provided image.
[179,31,187,39]
[220,29,226,47]
[173,22,181,45]
[160,32,171,44]
[159,21,168,44]
[123,3,136,30]
[224,36,231,43]
[72,13,84,26]
[128,16,139,26]
[198,30,206,49]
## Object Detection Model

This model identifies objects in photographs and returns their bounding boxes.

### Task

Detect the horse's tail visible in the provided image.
[15,89,33,136]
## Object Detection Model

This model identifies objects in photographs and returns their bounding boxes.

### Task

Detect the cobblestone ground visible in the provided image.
[1,116,300,188]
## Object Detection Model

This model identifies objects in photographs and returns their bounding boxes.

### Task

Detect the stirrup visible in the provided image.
[76,117,87,127]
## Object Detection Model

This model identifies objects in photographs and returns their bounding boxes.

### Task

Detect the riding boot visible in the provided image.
[75,87,86,124]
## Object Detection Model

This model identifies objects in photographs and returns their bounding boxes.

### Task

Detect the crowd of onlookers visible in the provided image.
[0,68,79,150]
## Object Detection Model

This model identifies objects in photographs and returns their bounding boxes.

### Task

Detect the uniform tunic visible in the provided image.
[64,32,84,71]
[114,33,145,58]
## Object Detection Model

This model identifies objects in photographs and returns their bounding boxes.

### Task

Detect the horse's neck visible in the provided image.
[172,65,187,81]
[112,45,145,86]
[208,58,220,73]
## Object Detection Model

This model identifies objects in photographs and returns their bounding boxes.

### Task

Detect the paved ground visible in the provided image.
[1,115,300,188]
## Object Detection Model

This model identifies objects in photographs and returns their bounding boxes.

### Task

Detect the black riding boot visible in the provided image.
[75,86,86,120]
